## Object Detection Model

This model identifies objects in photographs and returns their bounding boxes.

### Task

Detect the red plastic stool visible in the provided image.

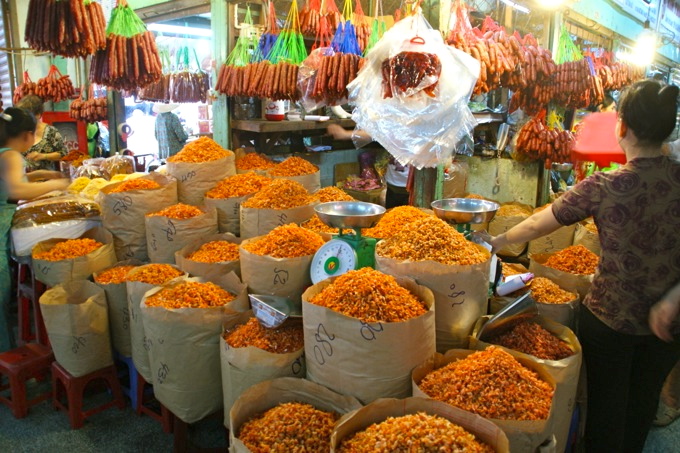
[0,343,54,418]
[51,361,125,429]
[136,373,173,433]
[16,263,49,346]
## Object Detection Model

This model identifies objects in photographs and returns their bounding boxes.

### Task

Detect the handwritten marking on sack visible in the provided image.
[233,203,240,216]
[291,357,303,375]
[181,171,196,183]
[122,307,130,330]
[277,213,288,226]
[157,362,169,384]
[112,196,133,215]
[37,263,51,275]
[150,234,157,251]
[71,336,87,354]
[163,219,176,242]
[273,268,289,285]
[313,323,335,365]
[123,244,134,259]
[448,282,466,308]
[360,321,384,341]
[129,297,137,321]
[143,336,153,351]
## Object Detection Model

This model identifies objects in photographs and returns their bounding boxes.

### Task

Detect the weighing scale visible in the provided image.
[310,201,386,284]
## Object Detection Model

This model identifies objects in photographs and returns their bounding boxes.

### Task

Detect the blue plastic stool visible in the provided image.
[565,403,581,452]
[113,351,142,411]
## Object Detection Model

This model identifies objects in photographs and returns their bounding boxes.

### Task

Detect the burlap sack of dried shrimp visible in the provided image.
[141,272,248,423]
[412,347,557,453]
[32,226,118,288]
[92,259,144,356]
[488,202,533,257]
[239,225,325,304]
[530,245,597,299]
[175,233,242,278]
[166,137,236,206]
[572,219,601,255]
[203,172,272,236]
[126,264,187,382]
[375,216,491,352]
[528,204,576,255]
[97,173,178,261]
[331,397,509,452]
[145,204,218,264]
[266,156,321,194]
[229,377,362,453]
[220,311,306,429]
[239,179,317,239]
[40,281,113,377]
[469,316,582,453]
[302,269,435,404]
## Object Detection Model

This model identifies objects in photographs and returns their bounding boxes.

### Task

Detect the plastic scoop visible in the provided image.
[249,294,302,329]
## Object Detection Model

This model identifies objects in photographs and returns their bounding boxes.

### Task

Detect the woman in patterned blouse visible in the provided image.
[16,95,67,172]
[490,80,680,453]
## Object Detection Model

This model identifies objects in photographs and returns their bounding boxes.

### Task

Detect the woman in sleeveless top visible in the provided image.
[0,108,69,352]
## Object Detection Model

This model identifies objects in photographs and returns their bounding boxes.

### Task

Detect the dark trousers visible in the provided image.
[385,183,409,209]
[579,307,680,453]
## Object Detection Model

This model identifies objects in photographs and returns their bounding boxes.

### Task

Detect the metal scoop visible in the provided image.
[476,291,537,341]
[249,294,302,329]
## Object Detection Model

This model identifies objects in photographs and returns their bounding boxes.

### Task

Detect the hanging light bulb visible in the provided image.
[631,21,658,66]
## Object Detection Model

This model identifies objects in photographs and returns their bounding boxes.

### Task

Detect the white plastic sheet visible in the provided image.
[348,13,480,169]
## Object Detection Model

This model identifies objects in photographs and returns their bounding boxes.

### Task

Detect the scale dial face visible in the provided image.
[310,239,358,284]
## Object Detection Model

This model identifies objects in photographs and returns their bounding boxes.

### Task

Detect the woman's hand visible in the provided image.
[326,124,352,141]
[487,233,508,255]
[650,287,680,342]
[26,151,42,161]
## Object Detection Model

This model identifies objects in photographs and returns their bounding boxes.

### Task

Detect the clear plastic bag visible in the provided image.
[100,154,135,180]
[12,194,101,229]
[348,12,480,169]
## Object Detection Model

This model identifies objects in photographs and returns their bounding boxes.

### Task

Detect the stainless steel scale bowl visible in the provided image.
[315,201,386,230]
[431,198,500,225]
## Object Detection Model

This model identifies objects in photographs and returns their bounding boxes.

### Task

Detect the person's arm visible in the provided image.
[0,151,69,200]
[26,151,62,162]
[649,282,680,342]
[488,207,563,252]
[25,170,65,182]
[171,114,189,142]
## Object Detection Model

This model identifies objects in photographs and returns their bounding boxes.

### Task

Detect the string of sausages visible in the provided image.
[169,72,211,103]
[216,62,301,101]
[515,115,575,168]
[311,53,364,104]
[35,65,75,103]
[70,96,107,123]
[13,72,38,105]
[90,31,163,91]
[598,62,645,91]
[138,74,171,103]
[25,0,106,58]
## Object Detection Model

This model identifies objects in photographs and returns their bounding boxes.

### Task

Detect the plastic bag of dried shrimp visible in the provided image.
[348,12,479,169]
[470,316,582,453]
[220,311,306,429]
[141,272,249,423]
